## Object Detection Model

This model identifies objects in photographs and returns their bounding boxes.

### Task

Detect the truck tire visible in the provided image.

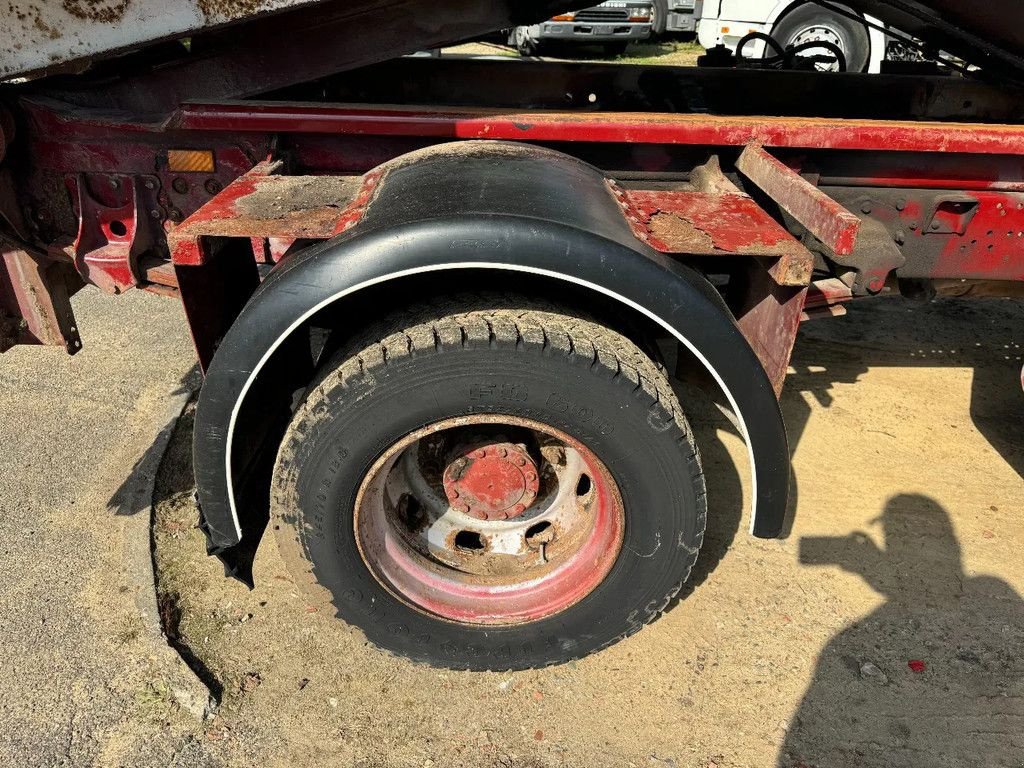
[772,3,869,72]
[512,26,541,57]
[271,295,706,670]
[651,0,668,37]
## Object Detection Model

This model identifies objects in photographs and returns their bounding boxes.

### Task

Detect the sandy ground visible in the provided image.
[0,287,212,767]
[150,295,1023,768]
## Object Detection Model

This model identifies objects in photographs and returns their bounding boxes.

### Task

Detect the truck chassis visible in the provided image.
[2,10,1022,667]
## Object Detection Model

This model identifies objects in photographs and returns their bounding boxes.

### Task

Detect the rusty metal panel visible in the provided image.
[0,242,81,353]
[734,264,808,397]
[168,161,375,266]
[614,185,814,287]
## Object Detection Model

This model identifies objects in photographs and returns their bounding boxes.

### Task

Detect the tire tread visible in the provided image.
[273,293,707,669]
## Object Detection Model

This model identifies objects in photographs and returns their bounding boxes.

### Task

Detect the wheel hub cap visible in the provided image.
[442,442,539,520]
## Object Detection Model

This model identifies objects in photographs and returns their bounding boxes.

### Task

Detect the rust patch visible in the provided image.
[649,211,717,253]
[616,185,815,286]
[62,0,131,23]
[188,208,356,240]
[170,163,381,266]
[233,176,362,219]
[736,143,861,256]
[196,0,271,21]
[33,15,61,40]
[736,240,815,286]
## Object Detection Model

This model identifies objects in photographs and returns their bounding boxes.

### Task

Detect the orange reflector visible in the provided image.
[551,13,575,20]
[721,26,730,34]
[167,149,215,173]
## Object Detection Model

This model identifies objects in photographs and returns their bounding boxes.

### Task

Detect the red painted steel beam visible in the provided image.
[737,143,862,256]
[174,103,1024,156]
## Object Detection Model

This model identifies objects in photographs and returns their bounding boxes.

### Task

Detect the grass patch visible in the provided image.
[618,40,703,66]
[443,39,704,67]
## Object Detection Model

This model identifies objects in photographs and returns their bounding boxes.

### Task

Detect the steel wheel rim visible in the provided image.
[353,415,626,625]
[790,24,845,71]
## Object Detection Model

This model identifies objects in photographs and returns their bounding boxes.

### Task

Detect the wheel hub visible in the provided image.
[442,441,539,520]
[353,414,625,625]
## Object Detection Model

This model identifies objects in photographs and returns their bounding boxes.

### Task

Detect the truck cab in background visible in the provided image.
[510,1,654,56]
[697,0,886,72]
[651,0,699,37]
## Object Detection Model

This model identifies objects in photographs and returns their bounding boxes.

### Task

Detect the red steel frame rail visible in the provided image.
[7,96,1024,390]
[173,102,1024,156]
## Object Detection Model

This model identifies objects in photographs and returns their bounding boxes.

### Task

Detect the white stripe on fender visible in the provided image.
[224,262,759,540]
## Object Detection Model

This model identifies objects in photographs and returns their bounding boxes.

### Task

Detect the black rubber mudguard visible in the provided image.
[193,142,790,581]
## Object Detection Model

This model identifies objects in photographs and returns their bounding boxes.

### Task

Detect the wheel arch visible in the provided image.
[194,217,791,584]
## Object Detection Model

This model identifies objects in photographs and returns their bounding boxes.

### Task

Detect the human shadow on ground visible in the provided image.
[778,493,1024,768]
[665,295,1021,618]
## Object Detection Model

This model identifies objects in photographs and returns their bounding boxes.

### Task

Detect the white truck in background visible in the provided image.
[696,0,887,72]
[651,0,699,37]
